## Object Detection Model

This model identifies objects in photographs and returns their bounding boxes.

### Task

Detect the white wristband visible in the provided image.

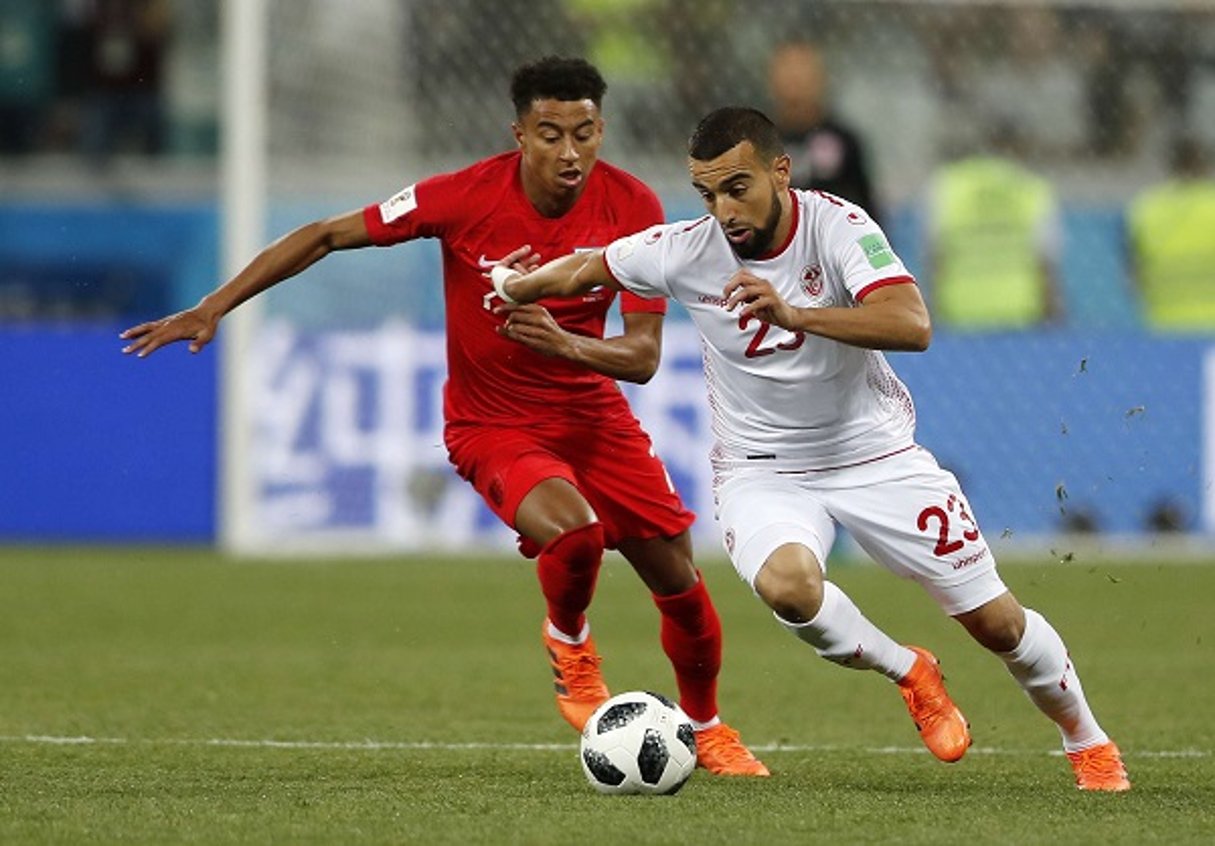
[490,265,520,303]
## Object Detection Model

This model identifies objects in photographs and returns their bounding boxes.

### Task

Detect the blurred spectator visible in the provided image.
[411,0,577,156]
[1128,136,1215,332]
[565,0,664,85]
[0,0,56,155]
[563,0,673,149]
[969,6,1086,161]
[659,0,742,148]
[766,40,880,220]
[1138,9,1199,139]
[924,124,1065,330]
[1074,11,1139,160]
[77,0,171,165]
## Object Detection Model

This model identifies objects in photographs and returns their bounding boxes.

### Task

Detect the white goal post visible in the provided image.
[219,0,267,553]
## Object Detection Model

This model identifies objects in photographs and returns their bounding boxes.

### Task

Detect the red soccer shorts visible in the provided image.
[446,418,694,554]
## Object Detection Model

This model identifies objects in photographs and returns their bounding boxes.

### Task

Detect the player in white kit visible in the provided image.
[491,107,1129,791]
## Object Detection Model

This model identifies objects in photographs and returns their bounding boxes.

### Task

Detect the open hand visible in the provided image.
[120,308,218,358]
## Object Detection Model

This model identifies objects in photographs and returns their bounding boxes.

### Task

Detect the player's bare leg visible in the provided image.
[619,532,769,776]
[957,593,1130,791]
[757,542,971,762]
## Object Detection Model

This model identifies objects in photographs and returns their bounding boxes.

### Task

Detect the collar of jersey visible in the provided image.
[752,189,800,262]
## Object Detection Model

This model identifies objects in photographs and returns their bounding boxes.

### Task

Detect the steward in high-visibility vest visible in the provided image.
[929,155,1062,329]
[1128,139,1215,332]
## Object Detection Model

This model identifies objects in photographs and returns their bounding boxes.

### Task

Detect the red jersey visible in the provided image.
[363,151,665,428]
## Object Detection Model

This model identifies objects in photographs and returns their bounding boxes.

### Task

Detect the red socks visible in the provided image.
[653,574,722,724]
[539,530,723,724]
[536,523,605,638]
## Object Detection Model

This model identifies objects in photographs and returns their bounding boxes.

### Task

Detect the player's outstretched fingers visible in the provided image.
[120,331,153,356]
[498,244,533,271]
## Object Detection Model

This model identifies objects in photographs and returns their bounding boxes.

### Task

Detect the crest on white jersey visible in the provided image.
[379,184,418,223]
[801,264,824,297]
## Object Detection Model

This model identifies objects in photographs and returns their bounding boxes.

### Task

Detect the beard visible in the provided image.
[730,189,783,260]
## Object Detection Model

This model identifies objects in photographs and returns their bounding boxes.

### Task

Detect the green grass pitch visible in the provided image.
[1,546,1212,844]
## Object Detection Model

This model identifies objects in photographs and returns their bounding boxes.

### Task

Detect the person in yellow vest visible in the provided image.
[926,127,1065,329]
[1128,136,1215,332]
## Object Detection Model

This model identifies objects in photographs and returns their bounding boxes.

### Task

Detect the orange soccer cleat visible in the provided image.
[542,621,610,732]
[897,646,972,763]
[1066,741,1131,792]
[694,723,771,777]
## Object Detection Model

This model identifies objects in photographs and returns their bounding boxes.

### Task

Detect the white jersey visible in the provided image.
[605,188,918,472]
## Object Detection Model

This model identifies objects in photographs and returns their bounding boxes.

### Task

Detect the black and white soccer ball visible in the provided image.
[579,690,697,795]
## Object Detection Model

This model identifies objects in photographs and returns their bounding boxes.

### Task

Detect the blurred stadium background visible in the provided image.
[3,0,1214,557]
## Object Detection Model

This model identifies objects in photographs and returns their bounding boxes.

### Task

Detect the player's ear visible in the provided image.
[511,122,524,148]
[772,154,792,189]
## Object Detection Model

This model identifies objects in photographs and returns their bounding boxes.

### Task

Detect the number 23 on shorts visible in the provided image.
[917,494,980,557]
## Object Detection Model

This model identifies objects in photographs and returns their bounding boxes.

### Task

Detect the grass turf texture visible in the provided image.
[1,547,1211,844]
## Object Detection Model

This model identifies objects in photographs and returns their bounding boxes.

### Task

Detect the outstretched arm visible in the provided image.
[121,209,371,357]
[492,248,617,304]
[492,247,658,382]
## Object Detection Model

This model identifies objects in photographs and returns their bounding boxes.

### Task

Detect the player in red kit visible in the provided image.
[120,56,766,776]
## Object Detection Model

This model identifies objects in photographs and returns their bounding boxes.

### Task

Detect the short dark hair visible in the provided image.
[688,107,785,162]
[510,56,607,117]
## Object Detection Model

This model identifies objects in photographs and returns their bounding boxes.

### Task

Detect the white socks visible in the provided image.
[999,608,1108,752]
[545,619,590,645]
[776,581,915,682]
[777,585,1109,752]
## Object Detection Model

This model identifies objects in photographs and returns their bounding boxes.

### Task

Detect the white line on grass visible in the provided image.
[0,734,1207,758]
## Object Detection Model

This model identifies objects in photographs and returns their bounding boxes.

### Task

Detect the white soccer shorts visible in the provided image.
[715,446,1008,616]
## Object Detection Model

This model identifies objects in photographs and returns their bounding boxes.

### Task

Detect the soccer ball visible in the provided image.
[579,690,697,795]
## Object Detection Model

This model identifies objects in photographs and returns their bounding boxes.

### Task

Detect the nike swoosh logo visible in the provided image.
[477,255,497,268]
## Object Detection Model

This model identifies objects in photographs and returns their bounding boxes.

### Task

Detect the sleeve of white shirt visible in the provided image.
[603,224,673,299]
[823,208,915,302]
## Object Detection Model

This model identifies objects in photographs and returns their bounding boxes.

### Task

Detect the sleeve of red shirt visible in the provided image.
[362,171,461,246]
[618,185,668,316]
